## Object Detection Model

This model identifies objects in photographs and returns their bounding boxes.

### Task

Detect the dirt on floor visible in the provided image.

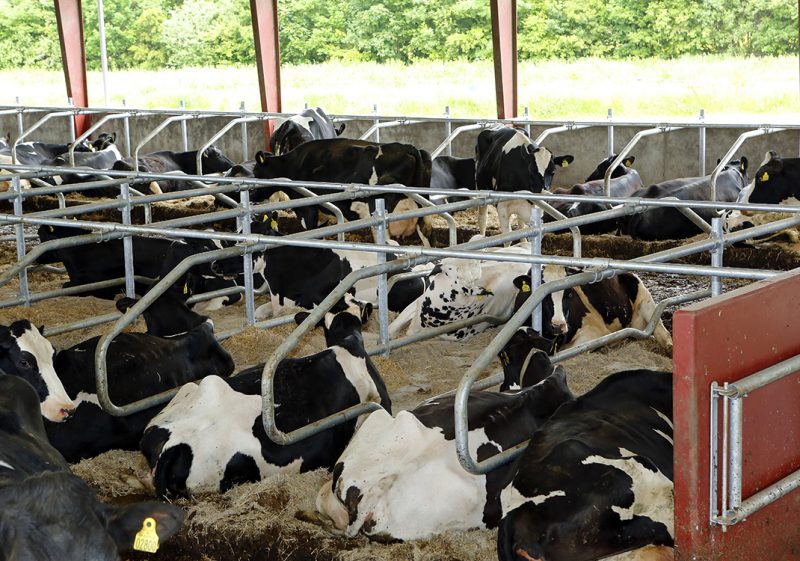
[2,196,799,560]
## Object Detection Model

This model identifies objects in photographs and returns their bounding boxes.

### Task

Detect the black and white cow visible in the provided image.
[36,224,178,299]
[44,293,235,462]
[253,138,432,238]
[620,158,749,240]
[209,216,431,319]
[112,146,236,194]
[389,242,532,341]
[545,157,642,235]
[0,375,184,561]
[474,127,573,235]
[312,336,573,541]
[497,369,674,561]
[513,266,673,352]
[0,320,75,422]
[269,107,345,156]
[140,294,392,498]
[583,154,636,182]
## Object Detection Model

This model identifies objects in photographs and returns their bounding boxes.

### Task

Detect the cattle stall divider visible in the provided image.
[710,126,784,201]
[11,108,104,163]
[602,125,683,196]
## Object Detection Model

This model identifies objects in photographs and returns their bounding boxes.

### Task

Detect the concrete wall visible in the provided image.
[2,109,798,187]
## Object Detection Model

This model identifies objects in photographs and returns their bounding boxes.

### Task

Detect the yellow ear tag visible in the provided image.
[262,214,269,222]
[133,517,159,553]
[270,219,279,231]
[521,281,531,293]
[561,160,569,168]
[48,225,54,233]
[624,160,632,167]
[761,172,769,182]
[182,282,190,295]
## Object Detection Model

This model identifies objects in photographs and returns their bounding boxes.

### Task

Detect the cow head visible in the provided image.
[200,145,236,174]
[526,145,574,191]
[90,132,117,151]
[115,291,210,337]
[294,291,373,347]
[585,155,635,182]
[0,321,76,422]
[498,327,561,391]
[746,151,797,206]
[513,267,582,341]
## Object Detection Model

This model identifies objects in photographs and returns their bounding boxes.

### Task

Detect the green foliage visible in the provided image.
[0,0,795,69]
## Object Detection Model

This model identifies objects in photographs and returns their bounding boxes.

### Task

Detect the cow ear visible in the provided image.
[739,156,748,173]
[255,151,268,165]
[565,266,581,275]
[335,123,346,136]
[110,132,117,143]
[513,275,532,293]
[554,155,574,168]
[360,302,373,324]
[294,311,311,325]
[623,156,635,167]
[105,502,184,553]
[115,297,138,314]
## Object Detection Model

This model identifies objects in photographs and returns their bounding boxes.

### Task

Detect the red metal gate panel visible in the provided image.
[673,269,800,560]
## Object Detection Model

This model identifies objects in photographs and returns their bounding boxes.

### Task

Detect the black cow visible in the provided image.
[112,146,236,194]
[253,138,432,237]
[620,158,749,240]
[545,156,642,234]
[36,224,177,299]
[0,138,94,166]
[498,369,674,561]
[269,107,345,155]
[44,293,235,462]
[474,127,573,235]
[140,294,391,498]
[312,333,572,541]
[497,327,559,391]
[0,320,75,422]
[0,375,184,560]
[584,154,635,182]
[512,266,672,352]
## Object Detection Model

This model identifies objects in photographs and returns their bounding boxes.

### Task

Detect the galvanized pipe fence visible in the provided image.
[3,106,800,483]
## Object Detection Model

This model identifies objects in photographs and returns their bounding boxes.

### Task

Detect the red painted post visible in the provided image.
[490,0,517,120]
[250,0,282,147]
[673,270,800,560]
[54,0,90,136]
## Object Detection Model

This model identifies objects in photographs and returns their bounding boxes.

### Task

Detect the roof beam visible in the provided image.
[490,0,518,120]
[54,0,90,136]
[251,0,282,144]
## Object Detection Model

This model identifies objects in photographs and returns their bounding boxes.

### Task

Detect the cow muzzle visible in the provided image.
[550,320,569,335]
[42,399,77,422]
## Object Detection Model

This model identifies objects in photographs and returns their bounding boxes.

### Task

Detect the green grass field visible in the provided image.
[3,56,799,121]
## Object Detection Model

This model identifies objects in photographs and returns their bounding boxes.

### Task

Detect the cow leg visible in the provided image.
[255,301,274,320]
[631,286,673,353]
[478,205,489,236]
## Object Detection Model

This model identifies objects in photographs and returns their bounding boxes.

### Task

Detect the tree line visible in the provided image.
[0,0,795,70]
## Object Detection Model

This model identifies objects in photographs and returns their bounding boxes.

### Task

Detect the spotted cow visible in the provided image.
[269,107,345,155]
[498,369,674,561]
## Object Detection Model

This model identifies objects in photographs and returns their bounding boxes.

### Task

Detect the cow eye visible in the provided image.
[16,357,31,370]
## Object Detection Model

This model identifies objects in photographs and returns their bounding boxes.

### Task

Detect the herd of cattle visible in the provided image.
[1,107,797,560]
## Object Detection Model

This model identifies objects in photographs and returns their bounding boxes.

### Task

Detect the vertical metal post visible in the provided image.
[120,182,135,298]
[444,106,452,156]
[721,383,730,523]
[490,0,518,119]
[530,206,543,332]
[699,109,706,176]
[240,190,256,326]
[54,0,90,135]
[179,100,189,151]
[251,0,281,140]
[711,217,723,297]
[97,0,110,107]
[709,383,720,523]
[524,106,530,137]
[607,108,614,157]
[374,198,390,356]
[122,101,131,157]
[12,176,29,307]
[373,104,380,143]
[16,97,24,137]
[67,98,76,141]
[728,397,744,512]
[240,101,249,161]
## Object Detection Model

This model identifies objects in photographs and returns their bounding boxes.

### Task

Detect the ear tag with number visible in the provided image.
[521,280,531,293]
[761,172,769,182]
[133,517,159,553]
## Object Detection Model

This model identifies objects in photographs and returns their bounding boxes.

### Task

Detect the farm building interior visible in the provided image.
[2,1,800,561]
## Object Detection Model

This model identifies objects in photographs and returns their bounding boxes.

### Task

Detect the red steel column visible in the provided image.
[250,0,282,144]
[490,0,518,120]
[54,0,90,135]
